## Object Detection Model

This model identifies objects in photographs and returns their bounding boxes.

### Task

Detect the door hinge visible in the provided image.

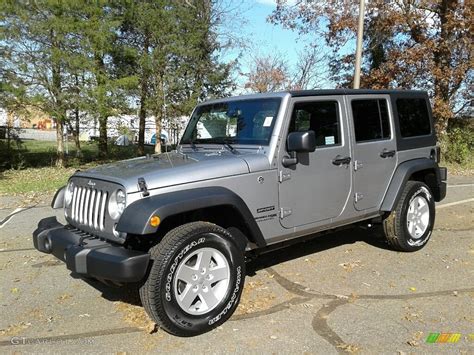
[354,192,364,203]
[280,208,292,219]
[354,160,363,171]
[279,171,291,182]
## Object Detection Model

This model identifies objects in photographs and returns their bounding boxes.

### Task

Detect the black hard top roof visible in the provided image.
[289,89,428,97]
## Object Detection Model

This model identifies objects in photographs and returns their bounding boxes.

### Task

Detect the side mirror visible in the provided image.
[287,130,316,153]
[282,131,316,167]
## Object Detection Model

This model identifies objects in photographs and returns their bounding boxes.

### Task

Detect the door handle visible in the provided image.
[380,149,395,158]
[332,155,351,166]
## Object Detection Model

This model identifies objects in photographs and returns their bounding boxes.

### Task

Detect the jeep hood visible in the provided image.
[74,150,270,193]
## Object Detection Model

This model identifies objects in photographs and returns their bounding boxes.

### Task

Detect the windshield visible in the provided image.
[181,98,281,145]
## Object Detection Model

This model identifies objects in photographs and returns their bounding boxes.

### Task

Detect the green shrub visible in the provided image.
[442,124,474,165]
[0,127,27,170]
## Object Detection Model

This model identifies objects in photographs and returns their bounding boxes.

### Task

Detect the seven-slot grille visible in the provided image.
[70,186,108,231]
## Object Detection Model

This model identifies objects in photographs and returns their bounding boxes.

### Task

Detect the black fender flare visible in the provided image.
[116,186,266,247]
[381,158,442,212]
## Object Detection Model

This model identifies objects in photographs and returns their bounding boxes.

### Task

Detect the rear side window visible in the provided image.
[351,99,390,142]
[396,98,431,137]
[289,101,341,147]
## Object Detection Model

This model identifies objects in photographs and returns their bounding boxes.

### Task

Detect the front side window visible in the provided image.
[351,99,391,142]
[181,98,281,145]
[289,101,341,147]
[396,98,431,137]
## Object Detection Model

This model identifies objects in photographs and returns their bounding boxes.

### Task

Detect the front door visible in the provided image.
[347,95,397,211]
[278,97,352,229]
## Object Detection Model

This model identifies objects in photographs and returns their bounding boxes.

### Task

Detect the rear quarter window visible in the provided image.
[396,98,431,137]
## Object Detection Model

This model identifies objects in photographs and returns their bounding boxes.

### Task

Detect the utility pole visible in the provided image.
[353,0,365,89]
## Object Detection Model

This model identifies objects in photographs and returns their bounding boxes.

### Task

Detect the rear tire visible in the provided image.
[139,222,245,336]
[383,181,435,252]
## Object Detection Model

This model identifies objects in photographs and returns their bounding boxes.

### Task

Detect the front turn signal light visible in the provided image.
[150,215,160,228]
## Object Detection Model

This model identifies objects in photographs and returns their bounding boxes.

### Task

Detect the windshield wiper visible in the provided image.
[182,139,198,151]
[211,138,238,154]
[222,142,237,154]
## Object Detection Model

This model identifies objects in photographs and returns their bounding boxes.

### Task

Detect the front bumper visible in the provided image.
[33,217,149,283]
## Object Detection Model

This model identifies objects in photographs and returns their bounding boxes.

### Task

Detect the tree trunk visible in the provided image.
[73,108,82,157]
[154,113,162,154]
[94,54,108,158]
[98,114,108,158]
[138,33,150,156]
[433,0,456,138]
[55,119,65,167]
[138,89,147,156]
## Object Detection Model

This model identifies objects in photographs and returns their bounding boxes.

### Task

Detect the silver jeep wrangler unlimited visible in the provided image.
[34,90,447,336]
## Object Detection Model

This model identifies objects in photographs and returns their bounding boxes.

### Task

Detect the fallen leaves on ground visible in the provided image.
[339,260,362,272]
[336,343,361,353]
[407,331,424,347]
[57,293,72,303]
[235,279,278,315]
[114,302,156,334]
[402,306,423,323]
[0,321,31,336]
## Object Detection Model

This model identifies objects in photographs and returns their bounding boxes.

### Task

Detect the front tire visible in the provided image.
[383,181,435,252]
[139,222,245,336]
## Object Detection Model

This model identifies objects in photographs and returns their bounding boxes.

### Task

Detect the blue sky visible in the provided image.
[241,0,304,65]
[219,0,318,91]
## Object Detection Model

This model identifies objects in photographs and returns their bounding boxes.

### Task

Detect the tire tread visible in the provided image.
[383,180,433,252]
[139,221,236,336]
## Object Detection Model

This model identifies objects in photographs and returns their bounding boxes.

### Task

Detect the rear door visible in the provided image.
[347,95,397,211]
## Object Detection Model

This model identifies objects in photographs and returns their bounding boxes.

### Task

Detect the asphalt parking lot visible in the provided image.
[1,175,473,354]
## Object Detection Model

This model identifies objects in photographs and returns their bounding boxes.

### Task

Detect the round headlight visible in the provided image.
[108,189,126,220]
[65,182,74,207]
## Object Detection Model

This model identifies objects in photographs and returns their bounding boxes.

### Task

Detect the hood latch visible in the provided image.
[138,177,150,197]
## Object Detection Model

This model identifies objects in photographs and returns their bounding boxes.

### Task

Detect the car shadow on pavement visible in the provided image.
[74,225,390,307]
[70,274,143,306]
[246,225,391,275]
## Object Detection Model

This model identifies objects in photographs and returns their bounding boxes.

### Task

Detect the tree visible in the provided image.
[243,44,328,93]
[244,55,290,92]
[117,0,234,154]
[291,44,329,90]
[1,0,235,162]
[78,4,134,158]
[270,0,473,136]
[116,1,176,155]
[0,1,85,166]
[157,0,234,148]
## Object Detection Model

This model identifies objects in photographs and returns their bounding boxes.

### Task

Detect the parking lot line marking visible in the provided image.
[437,198,474,209]
[0,247,35,253]
[447,183,474,188]
[0,206,36,229]
[0,208,25,229]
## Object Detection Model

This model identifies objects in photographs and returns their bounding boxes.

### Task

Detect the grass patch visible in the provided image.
[0,140,158,196]
[1,139,156,170]
[441,159,474,176]
[0,167,77,195]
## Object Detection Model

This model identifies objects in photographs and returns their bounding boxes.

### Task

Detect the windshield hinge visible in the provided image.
[138,177,150,197]
[279,171,291,183]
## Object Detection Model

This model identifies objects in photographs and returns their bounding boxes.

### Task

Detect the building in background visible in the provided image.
[0,106,189,146]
